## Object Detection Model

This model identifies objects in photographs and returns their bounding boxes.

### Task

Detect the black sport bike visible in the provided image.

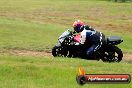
[52,30,123,62]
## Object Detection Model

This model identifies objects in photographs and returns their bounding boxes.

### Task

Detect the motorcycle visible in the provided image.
[52,29,123,62]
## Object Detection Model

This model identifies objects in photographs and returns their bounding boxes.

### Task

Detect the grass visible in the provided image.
[0,54,132,88]
[0,0,131,52]
[0,0,132,88]
[0,17,131,52]
[0,18,65,51]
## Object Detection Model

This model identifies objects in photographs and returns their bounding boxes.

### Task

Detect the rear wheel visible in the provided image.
[101,46,123,62]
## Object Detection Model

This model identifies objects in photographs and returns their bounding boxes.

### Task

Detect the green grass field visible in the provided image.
[0,0,132,88]
[0,0,132,52]
[0,54,132,88]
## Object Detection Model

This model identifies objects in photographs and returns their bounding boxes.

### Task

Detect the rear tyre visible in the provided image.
[102,46,123,62]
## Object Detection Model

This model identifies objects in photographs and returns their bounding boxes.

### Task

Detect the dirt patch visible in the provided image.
[123,53,132,61]
[1,49,52,57]
[0,49,132,61]
[11,50,52,57]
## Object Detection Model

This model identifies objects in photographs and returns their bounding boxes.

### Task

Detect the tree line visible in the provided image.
[113,0,131,2]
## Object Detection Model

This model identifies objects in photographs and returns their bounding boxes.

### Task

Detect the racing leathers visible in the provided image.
[80,25,105,57]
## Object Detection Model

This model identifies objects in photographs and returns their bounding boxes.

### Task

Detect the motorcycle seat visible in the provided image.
[107,36,122,42]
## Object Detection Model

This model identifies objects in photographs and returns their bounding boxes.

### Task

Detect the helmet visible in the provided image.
[73,20,85,33]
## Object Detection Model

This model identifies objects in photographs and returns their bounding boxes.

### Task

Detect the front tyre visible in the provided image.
[52,46,62,57]
[102,46,123,62]
[52,45,68,57]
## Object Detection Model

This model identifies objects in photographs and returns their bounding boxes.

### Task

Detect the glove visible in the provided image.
[75,42,80,45]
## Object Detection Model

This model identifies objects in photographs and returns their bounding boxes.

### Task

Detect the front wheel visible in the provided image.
[52,46,62,57]
[101,46,123,62]
[52,45,68,57]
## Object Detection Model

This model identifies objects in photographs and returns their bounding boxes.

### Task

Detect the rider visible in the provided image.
[72,20,105,58]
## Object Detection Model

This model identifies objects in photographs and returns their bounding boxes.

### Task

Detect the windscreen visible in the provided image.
[58,30,71,43]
